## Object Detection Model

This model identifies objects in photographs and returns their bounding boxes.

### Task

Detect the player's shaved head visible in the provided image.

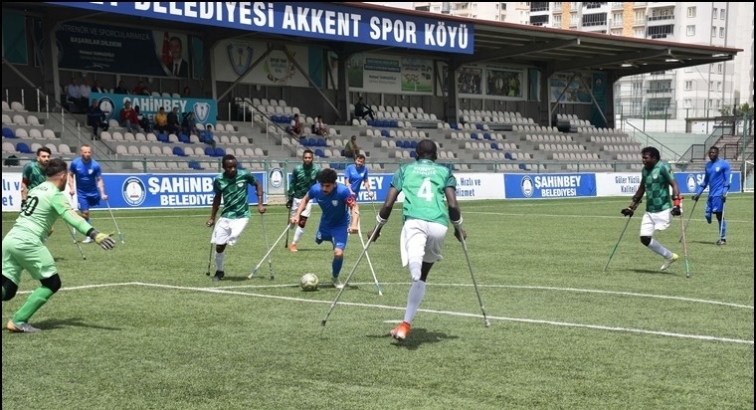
[416,139,438,161]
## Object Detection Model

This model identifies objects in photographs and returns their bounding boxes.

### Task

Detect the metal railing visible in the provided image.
[622,119,682,162]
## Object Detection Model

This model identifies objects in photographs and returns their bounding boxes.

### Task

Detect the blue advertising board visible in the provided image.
[286,173,393,203]
[676,171,742,195]
[91,92,217,127]
[90,173,266,210]
[45,2,474,54]
[504,173,597,199]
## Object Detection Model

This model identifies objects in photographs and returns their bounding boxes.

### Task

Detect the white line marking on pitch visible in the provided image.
[216,282,754,310]
[465,210,755,224]
[16,282,138,295]
[134,282,754,345]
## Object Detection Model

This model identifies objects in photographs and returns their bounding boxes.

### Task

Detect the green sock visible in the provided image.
[12,287,54,324]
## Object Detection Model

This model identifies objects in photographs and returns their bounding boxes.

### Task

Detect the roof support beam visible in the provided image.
[616,55,734,78]
[455,38,581,66]
[555,48,672,72]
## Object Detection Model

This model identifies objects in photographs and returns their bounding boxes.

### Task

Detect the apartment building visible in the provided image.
[377,2,753,121]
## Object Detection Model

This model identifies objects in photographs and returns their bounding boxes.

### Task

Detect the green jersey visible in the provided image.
[213,170,259,219]
[288,164,321,200]
[9,181,92,242]
[391,159,456,227]
[642,161,674,213]
[21,161,47,191]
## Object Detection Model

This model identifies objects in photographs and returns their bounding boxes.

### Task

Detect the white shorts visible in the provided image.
[400,219,448,276]
[290,197,313,219]
[211,217,249,246]
[640,209,672,237]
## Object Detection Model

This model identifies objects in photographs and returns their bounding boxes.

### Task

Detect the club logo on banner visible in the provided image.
[674,172,742,194]
[269,168,284,189]
[686,174,698,193]
[520,176,534,198]
[193,102,211,123]
[227,43,254,76]
[122,176,147,206]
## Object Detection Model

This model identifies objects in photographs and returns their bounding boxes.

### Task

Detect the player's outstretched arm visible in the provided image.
[207,193,221,227]
[291,193,310,225]
[254,180,266,214]
[622,184,645,216]
[445,187,466,242]
[669,178,682,216]
[56,196,115,250]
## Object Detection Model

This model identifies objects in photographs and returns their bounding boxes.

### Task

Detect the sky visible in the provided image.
[363,2,414,10]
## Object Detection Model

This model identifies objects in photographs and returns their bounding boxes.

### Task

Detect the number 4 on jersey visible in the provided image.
[416,178,434,201]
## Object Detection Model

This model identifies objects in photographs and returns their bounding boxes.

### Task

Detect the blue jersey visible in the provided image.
[69,157,102,194]
[308,183,351,227]
[696,158,731,196]
[344,164,369,194]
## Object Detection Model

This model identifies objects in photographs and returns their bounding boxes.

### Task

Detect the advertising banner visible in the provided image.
[454,173,505,201]
[595,173,644,197]
[549,72,593,104]
[348,53,433,94]
[504,173,597,199]
[46,2,474,54]
[3,172,80,212]
[90,92,217,128]
[53,20,192,77]
[676,172,742,195]
[213,39,311,87]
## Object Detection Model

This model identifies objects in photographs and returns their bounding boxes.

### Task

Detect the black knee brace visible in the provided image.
[298,216,308,229]
[2,276,18,301]
[640,236,652,246]
[40,274,62,293]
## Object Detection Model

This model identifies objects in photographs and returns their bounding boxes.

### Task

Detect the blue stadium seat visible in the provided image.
[381,130,390,138]
[410,151,417,158]
[315,148,325,157]
[308,137,317,146]
[410,141,418,149]
[476,124,484,130]
[484,133,492,140]
[172,146,187,157]
[188,160,202,170]
[16,142,32,153]
[505,152,513,160]
[390,120,398,128]
[470,132,479,140]
[367,120,374,126]
[2,127,15,139]
[317,138,326,147]
[157,133,169,143]
[178,134,190,143]
[451,123,459,130]
[214,147,225,157]
[491,143,498,150]
[204,147,215,156]
[518,163,528,170]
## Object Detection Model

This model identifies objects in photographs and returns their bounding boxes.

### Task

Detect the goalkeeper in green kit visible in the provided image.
[2,158,116,333]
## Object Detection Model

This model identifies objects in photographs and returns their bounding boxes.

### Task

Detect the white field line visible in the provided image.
[134,282,754,345]
[464,210,754,224]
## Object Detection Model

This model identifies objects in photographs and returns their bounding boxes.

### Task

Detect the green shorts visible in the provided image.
[2,233,57,285]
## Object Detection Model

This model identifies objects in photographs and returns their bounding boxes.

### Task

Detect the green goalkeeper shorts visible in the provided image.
[2,233,57,285]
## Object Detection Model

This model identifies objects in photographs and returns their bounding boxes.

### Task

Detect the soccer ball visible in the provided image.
[300,273,319,291]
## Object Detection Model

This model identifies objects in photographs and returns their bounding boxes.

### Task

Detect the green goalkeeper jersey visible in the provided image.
[288,164,320,200]
[391,159,457,227]
[642,161,674,213]
[213,170,259,219]
[21,161,47,191]
[9,181,92,242]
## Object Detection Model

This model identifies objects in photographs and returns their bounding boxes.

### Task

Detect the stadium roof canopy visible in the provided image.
[18,1,741,79]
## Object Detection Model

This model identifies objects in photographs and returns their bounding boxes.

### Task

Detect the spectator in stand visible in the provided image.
[113,80,129,94]
[182,112,196,136]
[167,107,181,135]
[154,107,169,134]
[66,77,85,113]
[132,81,149,96]
[288,113,304,137]
[312,115,328,137]
[201,124,216,149]
[91,80,105,94]
[86,99,108,140]
[119,101,140,133]
[134,105,151,133]
[354,97,375,121]
[182,86,191,98]
[343,135,359,159]
[79,77,92,105]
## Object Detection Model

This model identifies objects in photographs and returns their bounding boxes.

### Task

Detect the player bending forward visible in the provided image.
[3,159,116,333]
[368,140,465,341]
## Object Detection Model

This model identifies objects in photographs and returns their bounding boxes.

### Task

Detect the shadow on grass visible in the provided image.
[367,328,459,351]
[33,317,122,331]
[629,268,679,276]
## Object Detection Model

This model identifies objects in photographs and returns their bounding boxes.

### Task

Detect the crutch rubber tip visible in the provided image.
[270,275,275,280]
[378,291,383,296]
[83,256,87,260]
[485,320,491,328]
[320,320,327,327]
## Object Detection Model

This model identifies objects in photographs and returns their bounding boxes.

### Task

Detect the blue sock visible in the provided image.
[719,219,727,239]
[332,258,343,278]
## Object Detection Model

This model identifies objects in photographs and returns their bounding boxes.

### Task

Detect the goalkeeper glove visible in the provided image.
[285,199,293,209]
[88,229,116,250]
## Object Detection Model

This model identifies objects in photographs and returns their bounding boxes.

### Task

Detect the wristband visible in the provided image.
[451,217,463,227]
[376,214,388,226]
[672,195,682,207]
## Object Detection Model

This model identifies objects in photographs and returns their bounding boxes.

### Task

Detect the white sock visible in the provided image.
[648,239,672,259]
[215,252,224,271]
[404,280,426,324]
[293,227,305,244]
